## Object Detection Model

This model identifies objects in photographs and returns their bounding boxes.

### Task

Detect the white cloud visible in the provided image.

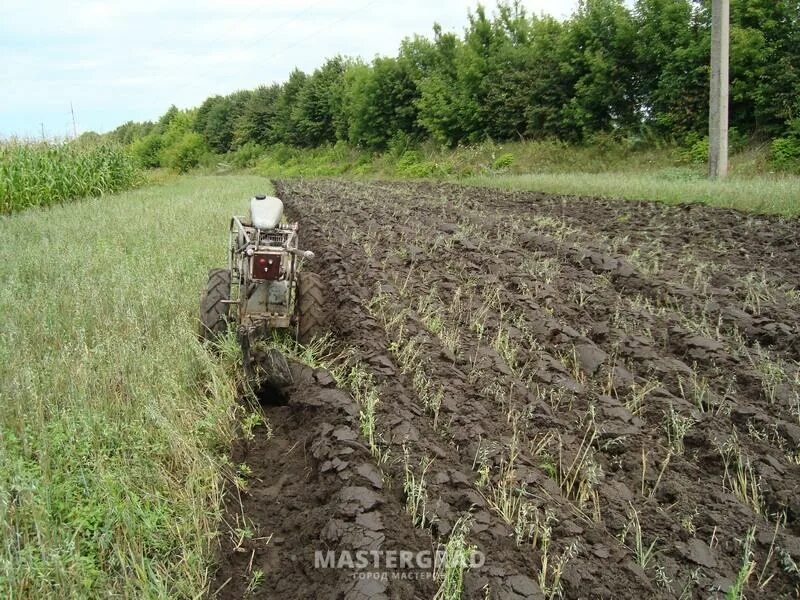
[0,0,582,137]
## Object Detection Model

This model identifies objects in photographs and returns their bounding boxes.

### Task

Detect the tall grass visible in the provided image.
[0,176,267,596]
[466,171,800,217]
[0,141,142,214]
[242,139,799,216]
[248,139,683,179]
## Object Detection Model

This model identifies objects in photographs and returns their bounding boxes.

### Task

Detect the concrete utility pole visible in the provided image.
[709,0,730,179]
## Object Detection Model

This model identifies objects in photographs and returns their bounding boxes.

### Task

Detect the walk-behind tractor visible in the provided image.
[199,194,325,376]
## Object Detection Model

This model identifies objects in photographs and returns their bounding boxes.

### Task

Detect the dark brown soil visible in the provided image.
[212,180,800,599]
[212,360,438,600]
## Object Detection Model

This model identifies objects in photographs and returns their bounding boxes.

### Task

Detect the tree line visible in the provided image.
[104,0,800,170]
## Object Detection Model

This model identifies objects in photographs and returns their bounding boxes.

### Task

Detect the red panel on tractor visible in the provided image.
[251,253,282,280]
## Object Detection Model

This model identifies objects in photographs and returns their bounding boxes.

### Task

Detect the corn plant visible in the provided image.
[1,140,142,213]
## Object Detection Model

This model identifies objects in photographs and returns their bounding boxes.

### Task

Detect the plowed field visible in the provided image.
[214,180,800,599]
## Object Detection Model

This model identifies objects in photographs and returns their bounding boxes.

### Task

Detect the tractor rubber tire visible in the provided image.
[296,271,326,345]
[199,268,231,343]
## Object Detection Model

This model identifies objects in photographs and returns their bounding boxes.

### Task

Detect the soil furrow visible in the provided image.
[214,179,800,600]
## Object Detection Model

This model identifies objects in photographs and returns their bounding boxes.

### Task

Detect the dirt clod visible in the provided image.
[213,180,800,599]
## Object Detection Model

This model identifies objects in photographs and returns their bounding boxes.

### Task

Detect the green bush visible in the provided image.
[492,152,515,171]
[394,150,439,177]
[269,143,296,165]
[771,137,800,171]
[254,143,362,177]
[682,136,709,164]
[387,131,414,158]
[160,133,209,173]
[129,133,163,168]
[679,131,747,165]
[229,142,265,168]
[586,131,625,153]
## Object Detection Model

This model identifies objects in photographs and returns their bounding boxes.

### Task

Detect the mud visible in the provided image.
[213,180,800,599]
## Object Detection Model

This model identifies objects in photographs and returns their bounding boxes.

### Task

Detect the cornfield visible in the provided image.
[0,141,142,214]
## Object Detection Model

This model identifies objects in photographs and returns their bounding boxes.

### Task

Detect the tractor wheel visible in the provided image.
[199,268,231,343]
[296,271,326,344]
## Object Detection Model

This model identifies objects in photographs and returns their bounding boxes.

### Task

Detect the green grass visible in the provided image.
[246,139,687,180]
[235,138,799,216]
[0,175,269,597]
[1,141,143,214]
[466,170,800,217]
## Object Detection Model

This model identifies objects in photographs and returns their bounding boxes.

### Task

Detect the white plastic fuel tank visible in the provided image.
[250,195,284,230]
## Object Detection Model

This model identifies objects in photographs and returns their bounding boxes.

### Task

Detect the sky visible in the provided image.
[0,0,583,138]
